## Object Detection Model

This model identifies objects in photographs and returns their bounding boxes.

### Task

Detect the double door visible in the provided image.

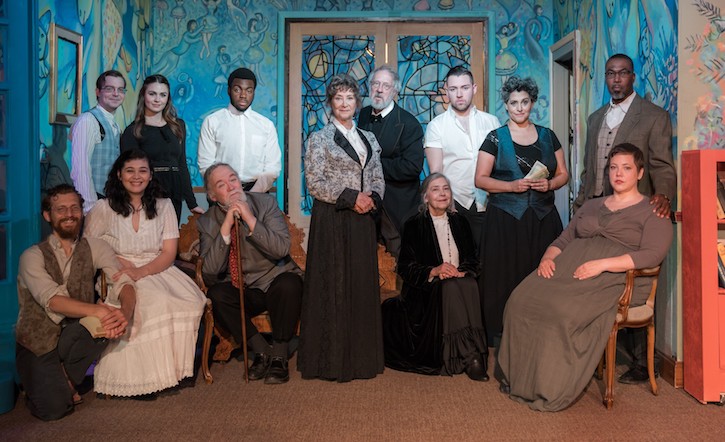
[286,20,489,226]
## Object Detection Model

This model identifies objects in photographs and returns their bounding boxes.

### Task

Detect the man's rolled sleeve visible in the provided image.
[18,247,68,324]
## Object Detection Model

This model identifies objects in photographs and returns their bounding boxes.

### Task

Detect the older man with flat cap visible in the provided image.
[198,68,281,193]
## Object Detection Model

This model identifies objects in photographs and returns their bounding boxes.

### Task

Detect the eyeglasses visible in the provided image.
[604,70,632,79]
[52,205,82,215]
[370,81,393,91]
[100,86,127,94]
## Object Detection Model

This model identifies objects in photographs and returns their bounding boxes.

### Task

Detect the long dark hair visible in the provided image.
[104,149,166,219]
[132,74,184,140]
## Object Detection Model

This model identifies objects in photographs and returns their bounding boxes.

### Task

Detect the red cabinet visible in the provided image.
[681,150,725,404]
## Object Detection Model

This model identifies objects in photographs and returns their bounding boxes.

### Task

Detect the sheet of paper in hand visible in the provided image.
[79,316,106,338]
[524,160,550,180]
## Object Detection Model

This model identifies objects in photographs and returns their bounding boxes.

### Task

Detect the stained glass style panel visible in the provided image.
[299,34,375,215]
[397,35,471,130]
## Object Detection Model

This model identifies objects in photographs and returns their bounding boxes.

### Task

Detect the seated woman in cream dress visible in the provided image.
[85,149,206,399]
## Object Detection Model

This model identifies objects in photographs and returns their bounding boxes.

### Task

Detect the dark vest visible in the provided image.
[16,238,96,356]
[487,125,557,220]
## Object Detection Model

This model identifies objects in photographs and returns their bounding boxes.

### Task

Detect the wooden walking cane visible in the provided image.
[234,216,249,383]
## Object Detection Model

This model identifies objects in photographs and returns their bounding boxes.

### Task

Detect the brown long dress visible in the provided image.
[497,197,673,411]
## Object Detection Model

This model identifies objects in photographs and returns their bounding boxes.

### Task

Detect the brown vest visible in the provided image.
[16,238,96,356]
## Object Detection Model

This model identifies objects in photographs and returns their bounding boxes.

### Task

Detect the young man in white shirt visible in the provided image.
[197,68,281,193]
[424,66,500,246]
[70,70,127,213]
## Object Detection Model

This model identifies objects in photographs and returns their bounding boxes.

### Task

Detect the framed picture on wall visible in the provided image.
[49,23,82,126]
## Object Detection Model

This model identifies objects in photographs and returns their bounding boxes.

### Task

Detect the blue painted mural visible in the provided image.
[38,0,150,195]
[555,0,678,136]
[38,0,557,188]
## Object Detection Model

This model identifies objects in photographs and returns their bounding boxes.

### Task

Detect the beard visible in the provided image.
[53,216,81,240]
[220,189,247,211]
[371,95,393,111]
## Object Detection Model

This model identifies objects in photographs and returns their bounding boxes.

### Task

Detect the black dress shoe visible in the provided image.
[465,355,489,382]
[618,366,657,384]
[248,353,271,381]
[264,357,290,384]
[499,380,511,394]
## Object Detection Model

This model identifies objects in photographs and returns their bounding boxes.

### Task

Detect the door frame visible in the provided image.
[276,11,497,220]
[0,0,39,355]
[549,30,580,226]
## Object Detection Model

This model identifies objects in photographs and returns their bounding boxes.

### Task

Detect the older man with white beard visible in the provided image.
[358,65,424,257]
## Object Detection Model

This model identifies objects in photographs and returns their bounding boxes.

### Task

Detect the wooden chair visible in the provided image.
[378,245,400,302]
[175,213,215,384]
[599,265,661,409]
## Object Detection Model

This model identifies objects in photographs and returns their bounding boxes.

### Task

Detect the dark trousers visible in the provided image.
[207,272,303,345]
[624,326,661,371]
[378,209,401,259]
[455,201,490,342]
[454,201,486,252]
[16,322,108,421]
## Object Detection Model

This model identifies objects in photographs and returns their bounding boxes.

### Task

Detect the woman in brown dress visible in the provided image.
[497,143,673,411]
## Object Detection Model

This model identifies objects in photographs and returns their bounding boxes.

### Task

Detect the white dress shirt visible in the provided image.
[332,117,368,167]
[197,104,281,193]
[372,100,395,119]
[605,91,636,129]
[69,106,119,213]
[425,106,501,211]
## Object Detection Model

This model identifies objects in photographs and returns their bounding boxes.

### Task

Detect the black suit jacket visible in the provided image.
[358,103,424,231]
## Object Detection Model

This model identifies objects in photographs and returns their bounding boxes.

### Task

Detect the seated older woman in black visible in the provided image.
[382,173,488,381]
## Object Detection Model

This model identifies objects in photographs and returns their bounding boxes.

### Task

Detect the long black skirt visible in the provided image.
[481,205,562,344]
[297,200,384,382]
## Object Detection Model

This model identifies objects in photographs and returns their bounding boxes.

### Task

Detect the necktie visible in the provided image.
[370,113,383,123]
[229,224,241,288]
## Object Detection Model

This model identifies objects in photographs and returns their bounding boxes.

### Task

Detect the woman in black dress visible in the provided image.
[382,173,488,381]
[121,74,203,222]
[297,74,386,382]
[474,76,569,345]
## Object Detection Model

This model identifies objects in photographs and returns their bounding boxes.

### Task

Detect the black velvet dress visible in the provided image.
[120,121,198,222]
[382,210,488,375]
